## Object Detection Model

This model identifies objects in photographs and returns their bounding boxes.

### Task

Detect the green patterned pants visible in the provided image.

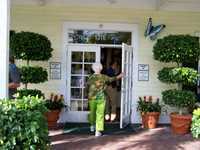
[89,99,106,131]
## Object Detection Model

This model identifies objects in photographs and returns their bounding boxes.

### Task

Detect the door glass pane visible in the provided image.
[71,88,82,99]
[84,52,95,62]
[71,76,83,87]
[71,100,82,111]
[71,64,83,74]
[83,101,89,111]
[72,52,83,62]
[84,64,93,75]
[83,88,88,99]
[83,76,89,87]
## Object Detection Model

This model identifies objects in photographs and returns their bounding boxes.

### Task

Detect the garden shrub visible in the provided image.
[191,108,200,138]
[10,31,53,61]
[162,89,197,109]
[158,67,199,85]
[17,89,44,99]
[20,66,48,84]
[10,31,53,98]
[0,96,49,150]
[153,35,200,64]
[153,34,200,115]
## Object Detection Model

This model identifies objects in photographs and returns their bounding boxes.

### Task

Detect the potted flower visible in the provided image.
[153,35,200,134]
[137,96,161,129]
[45,93,65,129]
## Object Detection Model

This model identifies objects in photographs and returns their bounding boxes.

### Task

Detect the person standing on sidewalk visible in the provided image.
[87,63,123,136]
[9,56,20,99]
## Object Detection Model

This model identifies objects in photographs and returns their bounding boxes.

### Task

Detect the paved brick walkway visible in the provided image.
[50,126,200,150]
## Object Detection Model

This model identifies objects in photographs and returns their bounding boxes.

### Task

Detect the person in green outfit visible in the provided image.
[87,62,123,136]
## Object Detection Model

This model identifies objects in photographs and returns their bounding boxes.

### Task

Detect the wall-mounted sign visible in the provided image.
[50,62,61,80]
[68,29,131,45]
[138,64,149,81]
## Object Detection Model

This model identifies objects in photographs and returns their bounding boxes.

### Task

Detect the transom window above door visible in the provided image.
[68,29,131,45]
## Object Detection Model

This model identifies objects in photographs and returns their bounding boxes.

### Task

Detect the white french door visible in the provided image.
[66,44,100,122]
[120,43,133,128]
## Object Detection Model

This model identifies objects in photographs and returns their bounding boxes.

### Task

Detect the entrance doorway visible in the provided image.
[65,43,133,129]
[101,47,122,122]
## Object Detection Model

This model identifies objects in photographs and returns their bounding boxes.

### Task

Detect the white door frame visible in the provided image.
[120,43,134,128]
[59,21,139,123]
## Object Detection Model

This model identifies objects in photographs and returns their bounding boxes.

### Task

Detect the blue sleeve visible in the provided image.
[106,68,115,77]
[9,65,20,83]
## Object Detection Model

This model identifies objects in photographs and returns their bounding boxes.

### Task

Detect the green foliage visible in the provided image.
[153,35,200,114]
[0,96,49,150]
[158,67,199,85]
[10,31,53,61]
[162,89,196,109]
[17,89,44,99]
[20,66,48,84]
[191,108,200,138]
[153,35,200,64]
[137,96,161,113]
[45,94,65,110]
[45,100,64,110]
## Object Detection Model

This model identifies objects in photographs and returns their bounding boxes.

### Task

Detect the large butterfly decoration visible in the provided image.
[144,18,166,40]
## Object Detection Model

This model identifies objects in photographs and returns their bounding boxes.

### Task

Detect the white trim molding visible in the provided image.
[0,0,10,99]
[60,21,139,123]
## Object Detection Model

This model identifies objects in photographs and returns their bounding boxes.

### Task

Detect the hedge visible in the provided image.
[0,96,49,149]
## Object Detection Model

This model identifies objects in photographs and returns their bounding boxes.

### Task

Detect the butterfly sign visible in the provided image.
[144,18,166,40]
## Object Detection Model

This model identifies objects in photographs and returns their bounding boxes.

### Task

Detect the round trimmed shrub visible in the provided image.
[17,89,44,99]
[153,35,200,64]
[158,67,199,85]
[20,66,48,84]
[162,89,196,109]
[10,31,53,61]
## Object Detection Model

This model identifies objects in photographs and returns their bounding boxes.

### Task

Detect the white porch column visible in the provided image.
[0,0,10,99]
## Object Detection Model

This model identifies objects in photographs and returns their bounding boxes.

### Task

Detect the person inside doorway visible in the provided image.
[87,62,123,136]
[105,61,119,121]
[9,56,20,99]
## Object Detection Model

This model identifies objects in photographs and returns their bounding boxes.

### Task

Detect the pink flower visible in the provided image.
[156,98,160,103]
[149,96,152,102]
[144,96,147,102]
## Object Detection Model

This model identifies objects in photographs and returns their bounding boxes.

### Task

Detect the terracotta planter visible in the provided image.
[45,110,60,129]
[170,113,192,134]
[141,112,160,129]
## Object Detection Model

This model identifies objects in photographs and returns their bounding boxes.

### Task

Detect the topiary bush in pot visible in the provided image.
[153,35,200,134]
[10,31,53,97]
